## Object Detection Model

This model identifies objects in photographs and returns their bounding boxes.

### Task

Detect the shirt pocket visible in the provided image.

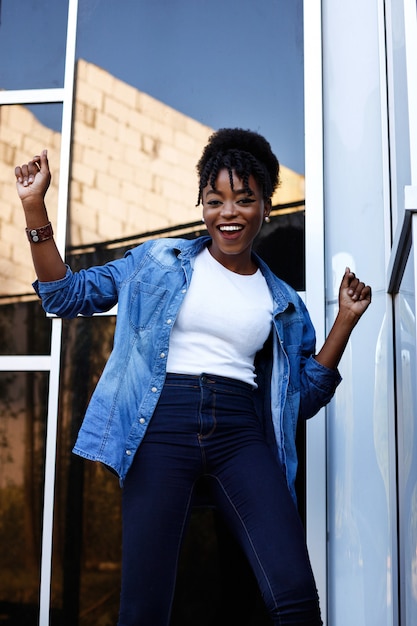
[128,281,167,331]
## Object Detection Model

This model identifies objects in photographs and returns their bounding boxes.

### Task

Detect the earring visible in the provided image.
[264,215,270,223]
[201,217,205,223]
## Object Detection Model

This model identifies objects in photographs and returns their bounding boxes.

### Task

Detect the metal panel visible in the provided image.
[37,2,79,624]
[303,1,328,622]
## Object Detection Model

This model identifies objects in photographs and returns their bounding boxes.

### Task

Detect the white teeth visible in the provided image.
[219,225,243,231]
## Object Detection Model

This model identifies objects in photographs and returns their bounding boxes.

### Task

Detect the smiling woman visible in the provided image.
[1,1,412,625]
[202,169,270,273]
[15,123,371,626]
[0,2,308,626]
[198,129,279,274]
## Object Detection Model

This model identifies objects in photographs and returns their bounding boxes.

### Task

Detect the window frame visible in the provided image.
[0,1,370,624]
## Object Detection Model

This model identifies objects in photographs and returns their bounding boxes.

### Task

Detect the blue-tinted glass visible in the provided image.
[75,0,304,174]
[69,0,305,271]
[0,1,68,90]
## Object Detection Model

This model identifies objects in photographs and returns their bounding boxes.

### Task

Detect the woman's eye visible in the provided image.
[207,200,221,206]
[238,197,254,205]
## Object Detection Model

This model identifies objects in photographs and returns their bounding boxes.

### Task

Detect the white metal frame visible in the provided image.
[403,0,417,183]
[377,1,401,621]
[0,89,64,106]
[38,2,79,621]
[303,1,328,622]
[0,2,79,625]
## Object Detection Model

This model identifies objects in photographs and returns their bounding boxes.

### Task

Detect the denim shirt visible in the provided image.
[34,236,341,502]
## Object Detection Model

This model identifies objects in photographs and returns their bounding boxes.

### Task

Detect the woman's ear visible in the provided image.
[264,199,272,219]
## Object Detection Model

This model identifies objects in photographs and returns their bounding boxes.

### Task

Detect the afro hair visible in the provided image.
[196,128,280,205]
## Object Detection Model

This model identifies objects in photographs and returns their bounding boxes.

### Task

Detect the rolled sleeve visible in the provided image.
[33,263,119,318]
[300,355,342,419]
[33,266,73,298]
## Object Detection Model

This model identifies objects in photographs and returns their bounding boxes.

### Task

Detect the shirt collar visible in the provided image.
[173,236,293,313]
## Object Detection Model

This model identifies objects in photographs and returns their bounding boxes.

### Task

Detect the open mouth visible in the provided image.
[218,224,244,232]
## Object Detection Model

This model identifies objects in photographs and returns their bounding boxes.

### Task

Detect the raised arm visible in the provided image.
[15,150,67,282]
[315,267,372,370]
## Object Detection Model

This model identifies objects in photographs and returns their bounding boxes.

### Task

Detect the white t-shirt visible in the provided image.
[166,247,274,387]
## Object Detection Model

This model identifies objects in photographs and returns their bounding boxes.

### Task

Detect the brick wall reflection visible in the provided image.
[0,59,304,298]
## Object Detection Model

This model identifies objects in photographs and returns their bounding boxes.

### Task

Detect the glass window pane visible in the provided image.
[50,316,120,624]
[0,371,49,623]
[75,0,304,173]
[385,1,411,231]
[396,243,417,624]
[69,0,305,276]
[0,104,62,299]
[0,301,51,356]
[0,1,68,90]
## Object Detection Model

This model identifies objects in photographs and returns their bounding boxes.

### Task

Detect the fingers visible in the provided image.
[350,282,372,302]
[39,148,49,172]
[15,149,48,187]
[343,267,372,302]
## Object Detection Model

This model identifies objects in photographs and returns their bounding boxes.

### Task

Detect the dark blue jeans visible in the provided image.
[118,374,322,626]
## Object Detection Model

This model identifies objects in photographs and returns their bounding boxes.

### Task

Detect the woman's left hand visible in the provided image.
[339,267,372,321]
[315,267,372,370]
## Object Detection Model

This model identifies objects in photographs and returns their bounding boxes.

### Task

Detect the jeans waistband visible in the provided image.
[165,372,254,393]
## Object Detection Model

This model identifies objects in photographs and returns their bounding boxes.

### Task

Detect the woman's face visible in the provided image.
[202,168,270,274]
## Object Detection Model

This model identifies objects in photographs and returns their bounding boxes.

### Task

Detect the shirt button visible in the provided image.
[160,352,166,358]
[139,418,146,424]
[126,450,132,456]
[181,289,186,294]
[151,386,157,393]
[167,319,172,325]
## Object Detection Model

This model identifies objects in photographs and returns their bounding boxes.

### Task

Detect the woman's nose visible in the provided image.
[220,200,237,217]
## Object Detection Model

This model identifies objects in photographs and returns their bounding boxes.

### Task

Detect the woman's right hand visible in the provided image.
[14,149,67,282]
[15,149,51,208]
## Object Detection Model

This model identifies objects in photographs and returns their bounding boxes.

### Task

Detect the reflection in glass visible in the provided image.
[0,371,49,623]
[69,0,305,248]
[0,1,68,90]
[50,316,121,625]
[67,56,305,262]
[0,301,51,356]
[75,0,304,174]
[0,104,62,298]
[397,244,417,624]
